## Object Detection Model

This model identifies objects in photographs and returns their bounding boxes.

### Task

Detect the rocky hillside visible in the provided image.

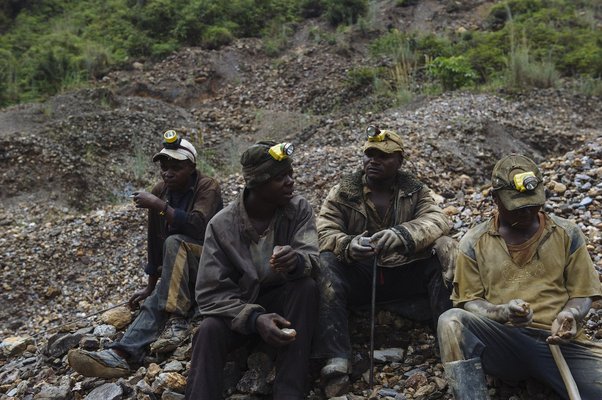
[1,1,601,399]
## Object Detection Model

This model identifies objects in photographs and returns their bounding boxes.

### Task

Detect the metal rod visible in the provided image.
[369,255,377,388]
[549,344,581,400]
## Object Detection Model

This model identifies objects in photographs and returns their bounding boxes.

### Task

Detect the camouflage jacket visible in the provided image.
[317,170,451,267]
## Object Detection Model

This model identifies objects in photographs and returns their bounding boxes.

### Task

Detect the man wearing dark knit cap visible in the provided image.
[185,141,320,400]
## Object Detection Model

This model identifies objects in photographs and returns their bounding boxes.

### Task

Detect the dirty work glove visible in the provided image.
[347,231,375,261]
[370,228,403,254]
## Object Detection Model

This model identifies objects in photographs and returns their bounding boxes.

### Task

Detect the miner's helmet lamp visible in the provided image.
[513,171,539,192]
[163,129,182,149]
[268,142,294,161]
[366,125,387,142]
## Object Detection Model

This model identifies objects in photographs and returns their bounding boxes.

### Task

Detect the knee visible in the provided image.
[195,317,227,343]
[437,308,468,335]
[163,234,190,250]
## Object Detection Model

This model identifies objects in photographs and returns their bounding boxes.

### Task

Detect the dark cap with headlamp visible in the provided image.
[491,154,545,211]
[152,130,197,164]
[241,140,294,188]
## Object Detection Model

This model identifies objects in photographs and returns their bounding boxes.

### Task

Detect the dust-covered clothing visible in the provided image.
[452,212,602,337]
[314,170,453,359]
[146,170,223,276]
[187,191,320,399]
[438,308,602,400]
[318,170,451,267]
[194,192,320,334]
[109,171,222,362]
[439,211,602,399]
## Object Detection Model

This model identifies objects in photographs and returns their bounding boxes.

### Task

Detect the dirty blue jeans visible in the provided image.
[438,308,602,400]
[313,251,452,359]
[108,234,202,363]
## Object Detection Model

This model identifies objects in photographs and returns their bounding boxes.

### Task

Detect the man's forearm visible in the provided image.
[563,297,592,322]
[464,299,508,323]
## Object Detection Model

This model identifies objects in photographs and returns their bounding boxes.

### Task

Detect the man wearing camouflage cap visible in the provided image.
[438,154,602,399]
[314,127,455,393]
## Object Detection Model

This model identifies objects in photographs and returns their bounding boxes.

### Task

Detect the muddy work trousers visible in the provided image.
[109,234,202,363]
[185,277,319,400]
[438,308,602,400]
[313,251,452,359]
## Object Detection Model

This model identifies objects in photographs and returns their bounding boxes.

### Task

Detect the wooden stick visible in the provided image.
[549,344,581,400]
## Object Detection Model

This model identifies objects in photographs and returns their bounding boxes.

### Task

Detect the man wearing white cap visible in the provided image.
[68,130,223,378]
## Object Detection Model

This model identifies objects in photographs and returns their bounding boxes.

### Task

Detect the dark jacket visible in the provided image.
[145,170,222,275]
[195,193,319,335]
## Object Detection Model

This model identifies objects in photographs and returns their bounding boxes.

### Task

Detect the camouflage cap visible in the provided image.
[240,140,293,189]
[491,154,545,211]
[362,129,404,154]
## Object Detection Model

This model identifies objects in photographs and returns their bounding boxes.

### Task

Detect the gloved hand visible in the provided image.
[370,228,403,254]
[347,231,375,261]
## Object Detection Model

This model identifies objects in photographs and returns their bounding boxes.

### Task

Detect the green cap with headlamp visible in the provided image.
[491,154,545,211]
[362,125,404,155]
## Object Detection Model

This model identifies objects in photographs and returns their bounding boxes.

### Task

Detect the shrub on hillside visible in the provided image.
[427,56,477,91]
[202,26,234,50]
[324,0,367,26]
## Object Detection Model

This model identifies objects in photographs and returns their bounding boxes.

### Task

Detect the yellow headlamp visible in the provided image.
[268,142,294,161]
[163,130,181,149]
[366,125,387,142]
[513,171,539,192]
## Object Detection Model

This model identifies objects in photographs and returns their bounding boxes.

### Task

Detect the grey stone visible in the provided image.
[93,324,117,337]
[33,384,69,400]
[373,348,404,363]
[46,332,83,358]
[85,382,123,400]
[162,390,185,400]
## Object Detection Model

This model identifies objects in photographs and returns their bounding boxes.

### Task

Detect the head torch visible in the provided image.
[268,142,294,161]
[493,171,540,193]
[513,171,539,192]
[366,125,387,142]
[163,130,182,149]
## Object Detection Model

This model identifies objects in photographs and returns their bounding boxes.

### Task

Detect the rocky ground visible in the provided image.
[1,1,602,399]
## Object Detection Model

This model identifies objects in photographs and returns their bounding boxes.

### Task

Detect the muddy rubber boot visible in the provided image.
[444,358,490,400]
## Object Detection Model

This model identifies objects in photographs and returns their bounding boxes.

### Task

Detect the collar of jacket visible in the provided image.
[236,188,298,242]
[337,170,423,204]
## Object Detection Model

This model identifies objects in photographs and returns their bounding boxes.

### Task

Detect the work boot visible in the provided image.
[67,348,130,378]
[320,357,350,379]
[150,317,190,354]
[444,358,490,400]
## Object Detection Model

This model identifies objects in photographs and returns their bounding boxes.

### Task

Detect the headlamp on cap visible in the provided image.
[163,130,182,150]
[513,171,539,192]
[366,125,387,142]
[268,142,294,161]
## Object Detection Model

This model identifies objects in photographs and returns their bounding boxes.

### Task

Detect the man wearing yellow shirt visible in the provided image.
[437,154,602,400]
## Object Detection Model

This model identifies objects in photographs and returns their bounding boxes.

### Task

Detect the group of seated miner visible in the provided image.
[67,127,602,400]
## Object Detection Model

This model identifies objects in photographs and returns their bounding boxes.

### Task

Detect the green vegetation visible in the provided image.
[1,0,600,107]
[367,0,601,102]
[0,0,367,107]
